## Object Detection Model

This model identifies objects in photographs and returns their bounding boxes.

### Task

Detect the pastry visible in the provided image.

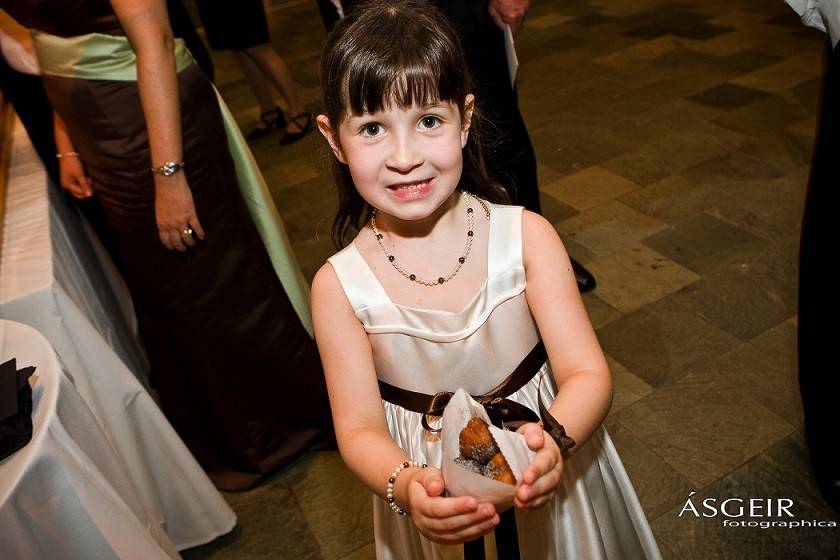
[455,417,516,485]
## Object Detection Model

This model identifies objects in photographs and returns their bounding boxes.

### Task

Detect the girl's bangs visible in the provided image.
[343,51,460,115]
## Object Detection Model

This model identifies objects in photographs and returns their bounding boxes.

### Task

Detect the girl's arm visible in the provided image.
[311,263,498,544]
[107,0,204,251]
[522,209,613,448]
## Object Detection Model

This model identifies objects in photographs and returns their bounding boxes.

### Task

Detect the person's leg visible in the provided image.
[234,51,277,114]
[234,52,287,139]
[799,40,840,515]
[242,43,308,135]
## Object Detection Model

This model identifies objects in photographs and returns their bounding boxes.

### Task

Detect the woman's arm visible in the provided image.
[311,262,498,544]
[522,210,613,449]
[108,0,204,251]
[53,112,93,198]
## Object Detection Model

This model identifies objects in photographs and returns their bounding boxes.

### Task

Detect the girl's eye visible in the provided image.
[420,116,441,129]
[361,123,381,136]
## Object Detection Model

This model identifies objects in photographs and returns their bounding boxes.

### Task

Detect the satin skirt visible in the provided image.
[374,366,662,559]
[43,63,331,491]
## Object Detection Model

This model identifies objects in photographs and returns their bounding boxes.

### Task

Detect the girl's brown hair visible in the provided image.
[320,0,509,249]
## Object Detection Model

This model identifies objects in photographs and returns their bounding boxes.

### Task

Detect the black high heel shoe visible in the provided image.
[279,111,314,145]
[246,107,286,140]
[571,258,596,293]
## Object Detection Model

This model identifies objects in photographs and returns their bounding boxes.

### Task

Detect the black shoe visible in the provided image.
[279,111,314,145]
[571,258,596,293]
[246,107,286,140]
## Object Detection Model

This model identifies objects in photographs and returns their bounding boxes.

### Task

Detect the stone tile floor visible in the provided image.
[183,0,840,558]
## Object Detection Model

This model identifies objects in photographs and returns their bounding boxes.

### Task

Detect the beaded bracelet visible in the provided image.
[386,460,428,516]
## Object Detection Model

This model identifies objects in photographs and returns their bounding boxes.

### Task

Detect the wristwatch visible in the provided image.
[151,161,186,177]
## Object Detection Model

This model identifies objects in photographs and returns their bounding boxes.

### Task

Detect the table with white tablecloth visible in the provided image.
[0,116,236,552]
[0,319,185,558]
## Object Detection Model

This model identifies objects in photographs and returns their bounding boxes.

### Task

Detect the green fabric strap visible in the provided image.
[30,31,314,336]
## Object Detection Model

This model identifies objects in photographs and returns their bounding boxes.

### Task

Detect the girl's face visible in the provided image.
[318,95,474,223]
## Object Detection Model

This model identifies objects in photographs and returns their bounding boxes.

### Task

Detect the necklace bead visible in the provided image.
[370,191,489,286]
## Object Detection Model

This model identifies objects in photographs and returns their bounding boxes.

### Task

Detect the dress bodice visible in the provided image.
[328,202,540,395]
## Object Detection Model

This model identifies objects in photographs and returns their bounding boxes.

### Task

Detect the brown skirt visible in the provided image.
[44,63,331,491]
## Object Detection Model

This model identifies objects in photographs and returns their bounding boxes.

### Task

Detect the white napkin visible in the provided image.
[440,389,535,509]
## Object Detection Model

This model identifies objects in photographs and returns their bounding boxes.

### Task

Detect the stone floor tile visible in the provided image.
[261,159,323,192]
[614,375,795,488]
[279,452,374,560]
[183,484,322,560]
[582,293,623,330]
[731,52,822,93]
[680,321,802,428]
[559,236,597,266]
[607,422,693,519]
[687,83,770,111]
[584,245,700,314]
[539,192,580,224]
[713,93,811,137]
[597,297,741,387]
[606,355,654,416]
[719,50,785,75]
[525,12,575,30]
[667,238,798,341]
[556,200,669,258]
[641,213,768,275]
[542,166,641,211]
[651,436,840,559]
[339,543,376,560]
[619,176,729,226]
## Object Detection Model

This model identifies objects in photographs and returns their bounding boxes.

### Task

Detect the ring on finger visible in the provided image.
[181,227,193,236]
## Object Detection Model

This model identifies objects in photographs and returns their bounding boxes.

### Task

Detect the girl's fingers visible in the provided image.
[432,513,500,545]
[523,450,553,485]
[424,495,480,519]
[423,503,496,533]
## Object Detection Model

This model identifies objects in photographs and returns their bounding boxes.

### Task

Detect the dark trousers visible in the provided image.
[799,40,840,515]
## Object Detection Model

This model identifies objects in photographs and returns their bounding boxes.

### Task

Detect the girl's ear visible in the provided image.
[316,114,347,164]
[461,94,475,148]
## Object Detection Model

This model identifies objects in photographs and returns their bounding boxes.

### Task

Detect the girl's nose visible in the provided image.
[385,134,423,173]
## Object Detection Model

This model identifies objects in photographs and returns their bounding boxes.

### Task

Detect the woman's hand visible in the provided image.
[154,173,205,251]
[406,467,499,545]
[58,156,94,199]
[514,422,564,510]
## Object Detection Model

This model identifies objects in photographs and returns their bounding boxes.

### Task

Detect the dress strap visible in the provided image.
[487,204,525,278]
[327,243,391,313]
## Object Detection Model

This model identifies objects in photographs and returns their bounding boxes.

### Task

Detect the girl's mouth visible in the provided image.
[387,178,434,199]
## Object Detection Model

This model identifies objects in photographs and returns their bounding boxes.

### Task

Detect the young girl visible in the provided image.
[312,1,662,558]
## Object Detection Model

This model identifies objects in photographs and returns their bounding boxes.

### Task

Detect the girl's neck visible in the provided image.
[373,191,463,240]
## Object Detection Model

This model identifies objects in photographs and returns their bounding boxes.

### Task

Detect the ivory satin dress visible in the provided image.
[328,202,662,559]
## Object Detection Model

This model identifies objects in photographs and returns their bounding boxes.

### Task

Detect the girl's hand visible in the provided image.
[406,467,500,545]
[154,173,205,251]
[514,422,563,510]
[59,156,94,199]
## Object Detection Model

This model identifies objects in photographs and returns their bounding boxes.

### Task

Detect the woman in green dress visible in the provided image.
[0,0,331,491]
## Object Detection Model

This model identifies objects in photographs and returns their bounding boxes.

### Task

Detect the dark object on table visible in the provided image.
[0,358,37,461]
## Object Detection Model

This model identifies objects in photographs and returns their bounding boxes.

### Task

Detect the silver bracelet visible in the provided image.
[386,460,427,516]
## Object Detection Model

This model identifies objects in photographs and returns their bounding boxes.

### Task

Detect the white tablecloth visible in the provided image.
[0,320,182,559]
[0,117,236,551]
